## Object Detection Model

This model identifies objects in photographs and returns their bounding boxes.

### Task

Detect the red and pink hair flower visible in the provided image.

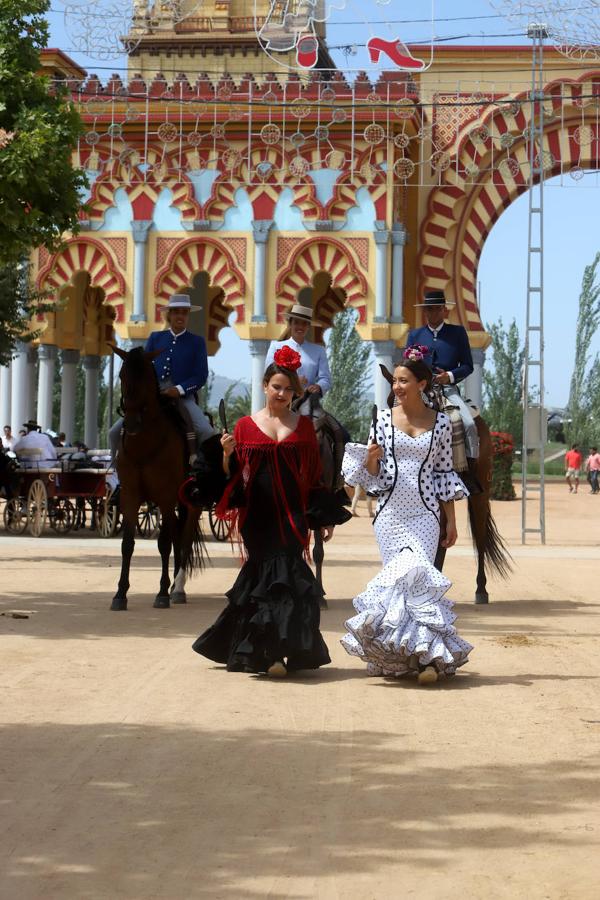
[403,344,430,362]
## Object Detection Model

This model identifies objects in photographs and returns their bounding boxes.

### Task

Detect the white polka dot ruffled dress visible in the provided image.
[341,410,473,677]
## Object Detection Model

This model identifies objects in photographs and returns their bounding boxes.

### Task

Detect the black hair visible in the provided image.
[263,363,302,397]
[394,357,434,392]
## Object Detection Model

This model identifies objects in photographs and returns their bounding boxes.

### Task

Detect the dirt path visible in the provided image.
[1,484,599,899]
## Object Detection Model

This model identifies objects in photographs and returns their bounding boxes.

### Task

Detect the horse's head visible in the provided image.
[112,345,161,436]
[379,363,395,409]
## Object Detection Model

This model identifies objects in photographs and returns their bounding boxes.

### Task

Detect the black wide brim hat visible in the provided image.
[414,289,455,308]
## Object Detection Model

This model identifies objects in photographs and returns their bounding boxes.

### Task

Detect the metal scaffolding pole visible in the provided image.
[521,23,548,545]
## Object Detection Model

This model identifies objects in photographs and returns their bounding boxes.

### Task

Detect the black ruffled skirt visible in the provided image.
[192,552,331,672]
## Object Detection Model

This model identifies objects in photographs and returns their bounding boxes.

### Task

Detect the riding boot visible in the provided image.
[460,458,483,495]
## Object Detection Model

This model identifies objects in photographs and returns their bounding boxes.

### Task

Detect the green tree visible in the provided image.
[482,318,526,445]
[0,0,86,266]
[0,0,86,360]
[566,252,600,447]
[324,307,372,441]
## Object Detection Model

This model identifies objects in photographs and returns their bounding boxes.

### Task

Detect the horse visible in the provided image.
[379,365,512,604]
[110,345,206,611]
[292,391,348,608]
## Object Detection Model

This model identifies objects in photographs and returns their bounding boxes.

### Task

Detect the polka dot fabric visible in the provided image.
[341,410,473,677]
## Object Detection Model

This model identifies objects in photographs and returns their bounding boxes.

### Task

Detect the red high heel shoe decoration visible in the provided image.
[297,35,319,69]
[367,36,425,70]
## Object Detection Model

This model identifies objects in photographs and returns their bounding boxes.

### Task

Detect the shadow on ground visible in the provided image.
[1,722,599,898]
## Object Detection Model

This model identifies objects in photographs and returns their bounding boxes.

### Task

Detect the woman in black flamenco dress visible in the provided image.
[192,350,350,677]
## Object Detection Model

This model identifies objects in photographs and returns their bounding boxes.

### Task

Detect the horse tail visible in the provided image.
[468,499,513,579]
[179,504,207,576]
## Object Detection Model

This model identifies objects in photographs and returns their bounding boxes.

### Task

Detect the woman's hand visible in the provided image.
[320,526,334,543]
[441,519,457,549]
[221,431,236,459]
[365,442,383,475]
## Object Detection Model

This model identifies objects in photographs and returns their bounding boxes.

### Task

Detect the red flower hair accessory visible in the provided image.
[274,345,302,371]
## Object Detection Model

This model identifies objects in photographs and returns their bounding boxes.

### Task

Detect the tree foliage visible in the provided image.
[482,318,526,445]
[0,0,86,265]
[566,252,600,447]
[324,307,372,441]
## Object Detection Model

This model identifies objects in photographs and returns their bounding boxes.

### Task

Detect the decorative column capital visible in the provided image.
[248,339,270,356]
[391,223,408,246]
[38,343,58,362]
[373,222,389,244]
[252,220,274,243]
[131,220,153,244]
[82,354,101,371]
[62,349,80,365]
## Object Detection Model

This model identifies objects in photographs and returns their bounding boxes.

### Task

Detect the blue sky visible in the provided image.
[46,1,600,406]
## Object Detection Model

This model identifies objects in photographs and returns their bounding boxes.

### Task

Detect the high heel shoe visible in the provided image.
[367,36,425,70]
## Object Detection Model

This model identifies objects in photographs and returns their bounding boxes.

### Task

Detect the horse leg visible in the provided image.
[312,529,327,610]
[171,507,187,604]
[154,516,173,608]
[468,492,490,605]
[111,519,135,611]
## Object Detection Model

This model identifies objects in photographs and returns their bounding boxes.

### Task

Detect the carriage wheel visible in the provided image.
[208,505,230,542]
[48,498,75,534]
[27,479,48,537]
[3,498,28,534]
[137,502,161,539]
[97,489,118,538]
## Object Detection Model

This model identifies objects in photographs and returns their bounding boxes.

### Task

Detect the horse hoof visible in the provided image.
[171,591,187,604]
[153,595,170,609]
[110,598,127,611]
[475,592,489,605]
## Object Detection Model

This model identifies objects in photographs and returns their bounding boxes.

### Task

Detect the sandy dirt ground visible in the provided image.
[1,483,600,900]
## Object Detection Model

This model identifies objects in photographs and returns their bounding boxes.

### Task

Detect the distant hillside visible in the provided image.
[208,372,250,402]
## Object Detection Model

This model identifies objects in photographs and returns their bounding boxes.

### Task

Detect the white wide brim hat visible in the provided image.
[159,293,201,313]
[284,303,326,326]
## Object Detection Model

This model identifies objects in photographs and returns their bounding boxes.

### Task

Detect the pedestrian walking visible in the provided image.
[585,446,600,494]
[565,444,583,493]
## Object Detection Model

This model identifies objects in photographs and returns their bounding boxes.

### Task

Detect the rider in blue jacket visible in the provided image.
[400,288,479,463]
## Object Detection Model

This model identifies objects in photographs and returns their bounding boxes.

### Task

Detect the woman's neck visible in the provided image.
[264,404,292,420]
[396,396,427,418]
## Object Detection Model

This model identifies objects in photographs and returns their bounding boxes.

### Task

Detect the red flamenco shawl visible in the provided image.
[216,415,322,553]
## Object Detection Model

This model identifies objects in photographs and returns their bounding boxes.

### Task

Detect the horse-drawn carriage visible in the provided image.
[1,446,232,543]
[2,447,118,537]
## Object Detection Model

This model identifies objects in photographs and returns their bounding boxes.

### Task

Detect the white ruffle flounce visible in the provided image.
[342,442,380,493]
[341,548,473,676]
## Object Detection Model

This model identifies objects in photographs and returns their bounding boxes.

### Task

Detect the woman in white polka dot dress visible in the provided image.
[341,349,473,685]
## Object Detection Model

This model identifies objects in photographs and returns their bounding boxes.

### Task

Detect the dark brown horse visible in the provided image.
[380,365,511,604]
[292,391,349,608]
[110,345,205,610]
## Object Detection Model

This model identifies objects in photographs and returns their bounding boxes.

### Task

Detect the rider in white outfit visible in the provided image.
[265,303,331,414]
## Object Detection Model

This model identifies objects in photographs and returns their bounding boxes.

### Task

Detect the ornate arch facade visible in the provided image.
[37,236,126,308]
[153,237,247,342]
[275,238,369,327]
[418,72,600,338]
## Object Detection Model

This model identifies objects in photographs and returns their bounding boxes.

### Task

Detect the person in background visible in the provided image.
[265,304,331,414]
[2,425,15,451]
[564,443,583,494]
[13,420,58,469]
[585,446,600,495]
